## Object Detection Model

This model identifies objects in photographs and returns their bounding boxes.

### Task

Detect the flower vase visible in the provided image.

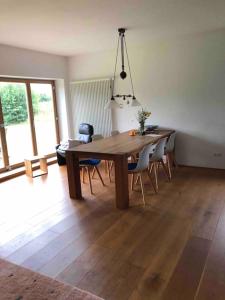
[139,121,145,136]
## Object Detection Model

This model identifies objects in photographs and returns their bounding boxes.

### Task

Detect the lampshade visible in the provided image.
[131,97,141,107]
[104,99,120,109]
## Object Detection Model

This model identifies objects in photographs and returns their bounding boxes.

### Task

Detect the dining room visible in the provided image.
[0,1,225,299]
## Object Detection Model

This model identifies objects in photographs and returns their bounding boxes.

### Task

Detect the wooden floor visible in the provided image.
[0,164,225,300]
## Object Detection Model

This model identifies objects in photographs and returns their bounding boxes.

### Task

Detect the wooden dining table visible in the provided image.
[66,129,174,209]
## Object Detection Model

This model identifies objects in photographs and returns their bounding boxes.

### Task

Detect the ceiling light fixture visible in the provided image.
[105,28,141,109]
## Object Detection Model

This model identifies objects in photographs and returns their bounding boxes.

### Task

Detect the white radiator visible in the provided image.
[70,78,112,138]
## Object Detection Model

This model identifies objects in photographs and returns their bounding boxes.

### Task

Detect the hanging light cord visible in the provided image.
[124,36,135,97]
[111,36,120,98]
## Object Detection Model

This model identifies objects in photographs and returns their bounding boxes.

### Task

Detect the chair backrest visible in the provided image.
[92,134,104,141]
[78,123,94,143]
[165,132,176,153]
[150,137,168,161]
[134,143,157,172]
[111,130,120,136]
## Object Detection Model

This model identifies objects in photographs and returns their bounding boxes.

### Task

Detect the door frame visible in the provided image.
[0,99,9,172]
[0,77,60,172]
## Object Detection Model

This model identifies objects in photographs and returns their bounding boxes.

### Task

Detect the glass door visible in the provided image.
[0,82,33,167]
[30,83,58,155]
[0,135,3,169]
[0,78,60,173]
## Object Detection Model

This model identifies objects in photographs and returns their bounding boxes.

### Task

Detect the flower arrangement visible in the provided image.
[137,108,151,135]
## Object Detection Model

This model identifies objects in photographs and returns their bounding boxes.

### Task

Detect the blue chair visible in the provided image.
[78,123,94,143]
[56,123,93,165]
[79,159,105,194]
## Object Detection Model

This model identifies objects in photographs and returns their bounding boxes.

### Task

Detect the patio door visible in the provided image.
[0,78,59,172]
[0,82,33,169]
[30,83,58,155]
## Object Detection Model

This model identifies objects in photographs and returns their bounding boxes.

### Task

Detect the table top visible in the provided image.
[67,129,174,158]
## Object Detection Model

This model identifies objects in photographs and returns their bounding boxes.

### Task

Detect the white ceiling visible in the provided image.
[0,0,225,56]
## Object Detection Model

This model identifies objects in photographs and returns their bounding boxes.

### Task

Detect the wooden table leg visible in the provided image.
[114,155,129,209]
[66,151,82,199]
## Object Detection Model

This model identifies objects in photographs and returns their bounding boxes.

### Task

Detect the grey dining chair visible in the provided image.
[128,143,157,206]
[109,129,139,183]
[149,137,170,192]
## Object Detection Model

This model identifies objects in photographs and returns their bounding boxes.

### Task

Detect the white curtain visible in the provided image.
[70,79,112,138]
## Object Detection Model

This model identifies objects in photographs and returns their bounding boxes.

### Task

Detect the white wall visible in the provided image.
[0,44,70,140]
[68,29,225,169]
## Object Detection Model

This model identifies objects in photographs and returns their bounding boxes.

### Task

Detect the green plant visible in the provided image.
[137,108,151,123]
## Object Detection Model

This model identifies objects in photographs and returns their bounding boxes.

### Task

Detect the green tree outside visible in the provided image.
[0,84,50,126]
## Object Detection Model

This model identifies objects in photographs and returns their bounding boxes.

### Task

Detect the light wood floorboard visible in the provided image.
[0,164,225,299]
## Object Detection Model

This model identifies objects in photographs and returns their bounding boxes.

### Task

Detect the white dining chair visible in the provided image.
[164,132,176,179]
[149,137,170,192]
[109,130,135,182]
[128,143,157,206]
[109,130,139,183]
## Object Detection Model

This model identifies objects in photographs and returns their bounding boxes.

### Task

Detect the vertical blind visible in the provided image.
[70,79,112,138]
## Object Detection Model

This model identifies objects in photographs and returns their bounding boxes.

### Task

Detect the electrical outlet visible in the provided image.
[213,153,222,157]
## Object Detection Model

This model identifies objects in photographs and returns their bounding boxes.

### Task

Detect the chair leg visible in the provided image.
[166,154,172,180]
[171,151,178,168]
[110,161,114,171]
[91,167,96,179]
[131,174,135,191]
[131,154,136,162]
[107,161,112,183]
[104,160,108,174]
[160,159,171,181]
[149,163,153,174]
[82,167,85,183]
[86,167,93,194]
[147,170,157,193]
[95,166,105,186]
[153,162,159,192]
[139,173,145,206]
[157,162,160,174]
[135,174,140,185]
